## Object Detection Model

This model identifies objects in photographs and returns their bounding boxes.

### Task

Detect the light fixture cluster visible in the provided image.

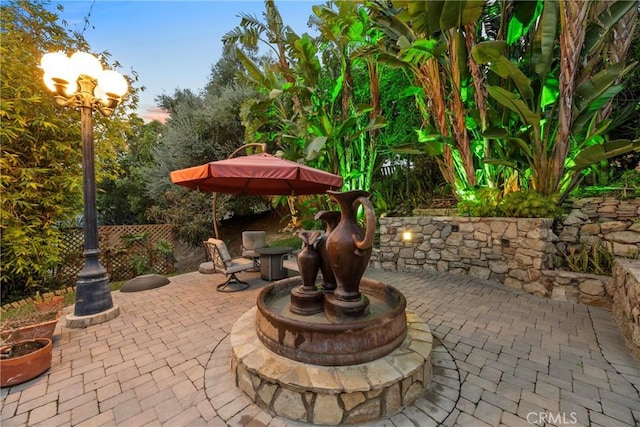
[40,51,128,116]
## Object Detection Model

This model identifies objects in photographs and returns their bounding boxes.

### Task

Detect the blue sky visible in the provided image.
[50,1,318,121]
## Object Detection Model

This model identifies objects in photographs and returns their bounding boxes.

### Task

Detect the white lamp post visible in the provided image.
[41,51,127,326]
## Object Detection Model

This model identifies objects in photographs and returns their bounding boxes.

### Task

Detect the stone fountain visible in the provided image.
[230,190,433,425]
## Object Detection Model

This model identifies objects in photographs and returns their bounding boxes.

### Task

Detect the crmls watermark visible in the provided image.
[526,412,578,425]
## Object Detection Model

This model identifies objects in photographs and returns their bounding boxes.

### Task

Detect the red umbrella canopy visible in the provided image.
[170,153,343,195]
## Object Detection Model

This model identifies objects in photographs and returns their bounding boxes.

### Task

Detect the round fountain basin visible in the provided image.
[256,277,407,366]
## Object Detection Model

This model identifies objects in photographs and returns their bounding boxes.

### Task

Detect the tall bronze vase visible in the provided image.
[324,190,376,322]
[289,230,323,315]
[314,210,341,291]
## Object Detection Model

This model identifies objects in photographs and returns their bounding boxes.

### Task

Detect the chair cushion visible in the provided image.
[208,238,233,266]
[225,257,255,274]
[242,231,266,250]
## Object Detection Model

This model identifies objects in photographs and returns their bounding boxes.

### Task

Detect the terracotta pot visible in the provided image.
[0,312,61,343]
[0,338,53,387]
[34,296,63,313]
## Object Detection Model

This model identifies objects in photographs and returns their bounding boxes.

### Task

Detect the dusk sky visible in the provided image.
[49,1,318,122]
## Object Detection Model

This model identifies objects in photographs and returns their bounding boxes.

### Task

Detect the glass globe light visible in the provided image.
[41,52,79,95]
[70,52,103,79]
[97,69,128,97]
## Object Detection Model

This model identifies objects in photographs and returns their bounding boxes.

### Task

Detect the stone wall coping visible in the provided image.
[615,258,640,281]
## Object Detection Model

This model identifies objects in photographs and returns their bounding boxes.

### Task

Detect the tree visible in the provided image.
[473,0,639,198]
[1,0,138,298]
[369,0,485,194]
[228,0,390,192]
[98,118,164,225]
[144,45,258,246]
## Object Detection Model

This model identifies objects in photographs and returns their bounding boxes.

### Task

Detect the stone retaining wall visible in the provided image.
[375,217,556,293]
[536,269,614,306]
[555,197,640,257]
[612,259,640,360]
[374,198,639,303]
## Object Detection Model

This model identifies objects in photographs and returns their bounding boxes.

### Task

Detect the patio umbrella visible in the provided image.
[170,149,343,238]
[170,152,343,195]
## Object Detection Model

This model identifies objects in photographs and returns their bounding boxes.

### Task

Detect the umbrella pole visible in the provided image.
[212,192,219,239]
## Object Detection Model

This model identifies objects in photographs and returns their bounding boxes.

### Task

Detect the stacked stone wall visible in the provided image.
[376,217,556,294]
[374,198,639,303]
[611,259,640,360]
[555,197,640,257]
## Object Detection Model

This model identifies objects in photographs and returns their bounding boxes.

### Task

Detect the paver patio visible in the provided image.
[1,269,638,426]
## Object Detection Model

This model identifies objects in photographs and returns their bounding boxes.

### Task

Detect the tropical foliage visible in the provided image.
[368,0,639,202]
[224,0,389,192]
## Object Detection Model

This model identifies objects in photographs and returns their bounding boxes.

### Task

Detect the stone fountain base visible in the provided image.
[230,307,433,425]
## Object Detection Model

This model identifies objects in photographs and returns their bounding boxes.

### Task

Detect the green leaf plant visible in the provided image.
[471,0,639,201]
[227,0,389,193]
[369,0,639,203]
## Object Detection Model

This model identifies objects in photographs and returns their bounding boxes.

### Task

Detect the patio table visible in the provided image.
[257,247,293,281]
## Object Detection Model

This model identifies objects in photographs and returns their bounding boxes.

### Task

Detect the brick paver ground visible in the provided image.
[2,269,638,426]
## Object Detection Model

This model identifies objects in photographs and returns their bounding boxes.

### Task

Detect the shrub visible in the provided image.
[457,188,501,217]
[562,241,615,275]
[497,190,563,218]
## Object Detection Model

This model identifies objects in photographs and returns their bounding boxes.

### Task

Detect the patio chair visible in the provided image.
[204,238,255,292]
[241,230,266,269]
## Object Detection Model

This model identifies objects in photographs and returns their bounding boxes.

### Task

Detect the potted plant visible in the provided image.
[33,292,64,314]
[0,305,60,387]
[0,337,53,387]
[1,305,62,343]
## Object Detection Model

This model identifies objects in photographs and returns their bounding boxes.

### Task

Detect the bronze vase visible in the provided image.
[314,210,341,291]
[289,230,323,315]
[297,231,321,290]
[324,190,376,321]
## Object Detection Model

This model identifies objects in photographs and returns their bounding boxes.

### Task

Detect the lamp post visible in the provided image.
[41,51,127,326]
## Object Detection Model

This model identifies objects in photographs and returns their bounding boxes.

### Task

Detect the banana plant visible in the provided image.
[471,0,638,200]
[368,0,488,196]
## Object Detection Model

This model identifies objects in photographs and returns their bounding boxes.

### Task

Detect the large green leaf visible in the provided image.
[482,157,519,169]
[471,41,507,63]
[293,37,321,87]
[483,130,534,160]
[507,1,542,45]
[494,57,534,101]
[532,0,557,77]
[305,136,328,161]
[574,62,635,113]
[472,42,533,100]
[571,139,640,170]
[440,0,484,32]
[236,48,269,88]
[488,86,540,126]
[583,0,637,57]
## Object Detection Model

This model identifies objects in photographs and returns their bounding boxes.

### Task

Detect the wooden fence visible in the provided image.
[55,224,174,286]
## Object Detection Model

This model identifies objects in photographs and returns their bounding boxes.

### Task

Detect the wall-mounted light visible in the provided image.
[402,231,412,241]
